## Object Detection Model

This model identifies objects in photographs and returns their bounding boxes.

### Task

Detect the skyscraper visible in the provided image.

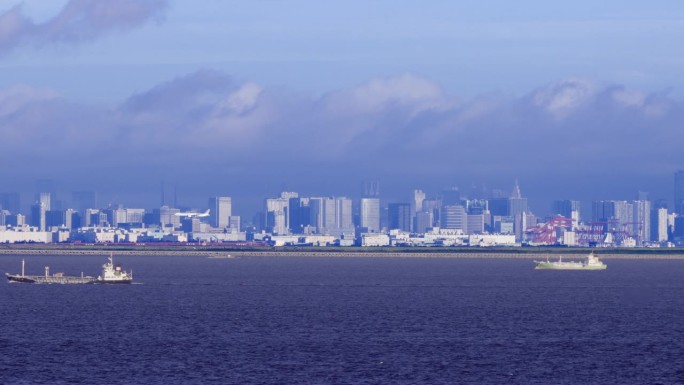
[441,205,467,232]
[360,197,380,232]
[388,203,411,232]
[209,196,232,228]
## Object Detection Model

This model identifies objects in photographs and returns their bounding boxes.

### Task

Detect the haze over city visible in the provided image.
[1,0,683,217]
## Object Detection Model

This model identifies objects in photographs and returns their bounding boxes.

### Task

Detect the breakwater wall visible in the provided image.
[2,247,684,259]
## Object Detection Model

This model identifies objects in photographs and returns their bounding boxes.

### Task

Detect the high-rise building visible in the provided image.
[441,205,467,232]
[633,200,651,244]
[388,203,412,232]
[288,197,310,234]
[414,211,434,234]
[675,170,684,215]
[651,207,668,243]
[309,197,337,234]
[360,197,380,232]
[466,214,484,234]
[334,197,354,235]
[265,196,289,235]
[30,202,46,231]
[508,180,528,218]
[158,206,180,228]
[209,196,232,228]
[38,192,51,211]
[413,189,426,214]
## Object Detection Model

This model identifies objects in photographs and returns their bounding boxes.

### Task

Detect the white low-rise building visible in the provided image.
[468,234,517,247]
[361,233,390,247]
[0,226,52,243]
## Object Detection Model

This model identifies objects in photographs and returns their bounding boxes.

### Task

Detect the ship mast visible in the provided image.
[21,259,25,277]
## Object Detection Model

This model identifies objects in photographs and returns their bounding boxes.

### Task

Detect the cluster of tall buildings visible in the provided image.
[2,172,684,246]
[0,188,238,244]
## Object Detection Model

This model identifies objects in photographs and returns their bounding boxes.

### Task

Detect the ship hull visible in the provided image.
[534,263,606,270]
[6,273,97,284]
[95,279,133,284]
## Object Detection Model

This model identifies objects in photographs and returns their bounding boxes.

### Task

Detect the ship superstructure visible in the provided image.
[96,254,133,284]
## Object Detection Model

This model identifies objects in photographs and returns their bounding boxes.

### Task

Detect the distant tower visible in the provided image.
[388,203,411,232]
[363,181,380,197]
[413,189,426,213]
[509,180,528,241]
[511,179,522,199]
[360,197,380,232]
[209,197,232,228]
[161,181,165,206]
[675,171,684,215]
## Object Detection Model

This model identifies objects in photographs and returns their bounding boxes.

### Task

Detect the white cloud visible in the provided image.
[531,78,595,119]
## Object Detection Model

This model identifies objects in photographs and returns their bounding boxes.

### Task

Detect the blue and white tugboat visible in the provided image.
[96,254,133,284]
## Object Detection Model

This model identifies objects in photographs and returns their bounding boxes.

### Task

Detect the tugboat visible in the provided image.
[534,252,607,270]
[6,259,96,284]
[96,254,133,284]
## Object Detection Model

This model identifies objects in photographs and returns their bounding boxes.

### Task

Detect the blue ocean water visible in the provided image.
[1,255,684,384]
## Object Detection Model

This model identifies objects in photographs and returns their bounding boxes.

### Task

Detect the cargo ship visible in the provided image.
[5,259,96,284]
[534,252,607,270]
[6,254,134,284]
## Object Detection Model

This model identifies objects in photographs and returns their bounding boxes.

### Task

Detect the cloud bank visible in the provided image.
[0,0,167,54]
[0,71,681,211]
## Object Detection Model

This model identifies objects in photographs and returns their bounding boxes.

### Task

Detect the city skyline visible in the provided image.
[0,172,681,222]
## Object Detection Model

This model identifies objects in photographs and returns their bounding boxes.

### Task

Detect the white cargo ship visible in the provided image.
[534,252,607,270]
[6,254,134,284]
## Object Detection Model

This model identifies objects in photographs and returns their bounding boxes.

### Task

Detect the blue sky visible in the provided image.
[2,1,683,100]
[0,0,683,215]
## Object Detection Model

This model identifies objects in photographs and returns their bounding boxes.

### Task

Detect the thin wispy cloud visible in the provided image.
[0,0,167,55]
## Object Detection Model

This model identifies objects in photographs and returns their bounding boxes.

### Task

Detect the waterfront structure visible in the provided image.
[209,196,232,228]
[360,233,390,247]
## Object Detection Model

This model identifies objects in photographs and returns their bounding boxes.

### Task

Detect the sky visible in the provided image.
[0,0,683,217]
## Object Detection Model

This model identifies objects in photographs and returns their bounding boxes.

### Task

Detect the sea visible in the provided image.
[1,255,684,384]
